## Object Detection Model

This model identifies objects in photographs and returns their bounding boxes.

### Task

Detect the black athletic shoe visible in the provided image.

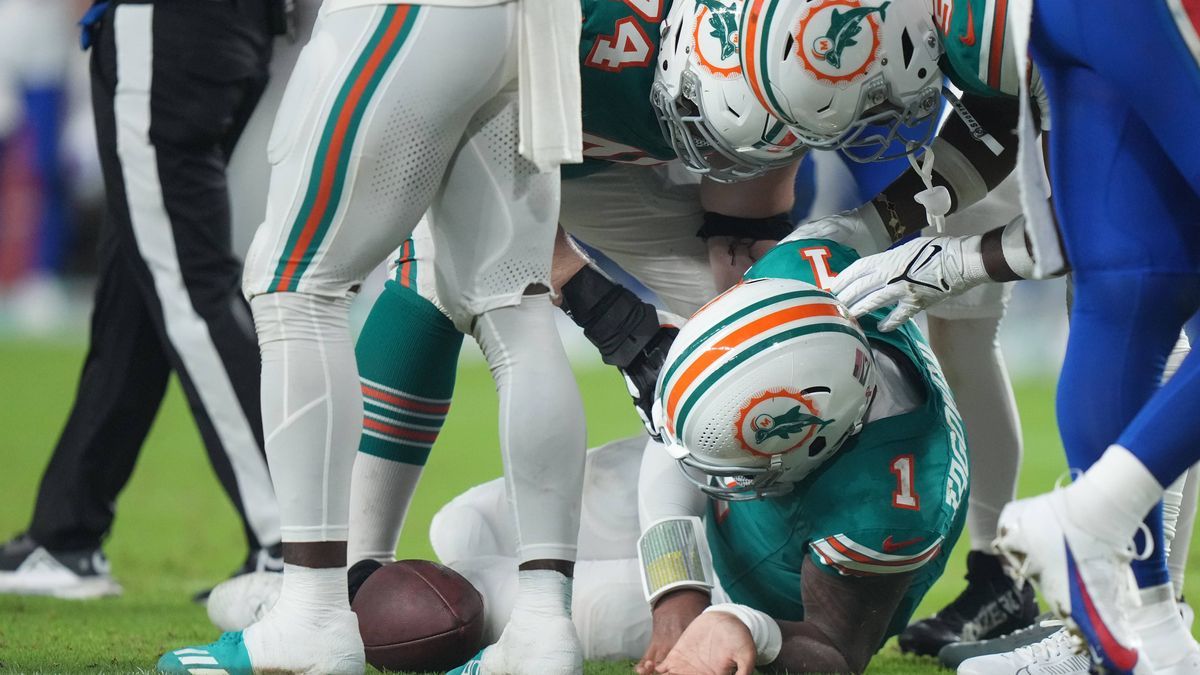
[898,550,1038,656]
[0,532,123,599]
[347,558,383,604]
[193,542,284,603]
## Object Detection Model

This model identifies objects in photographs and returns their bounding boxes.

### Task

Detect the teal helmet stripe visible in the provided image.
[673,322,871,435]
[658,289,833,401]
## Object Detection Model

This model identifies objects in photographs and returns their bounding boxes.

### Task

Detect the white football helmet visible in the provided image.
[652,0,809,182]
[656,277,877,500]
[739,0,943,161]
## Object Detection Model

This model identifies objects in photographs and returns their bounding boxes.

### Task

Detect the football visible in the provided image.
[350,559,486,672]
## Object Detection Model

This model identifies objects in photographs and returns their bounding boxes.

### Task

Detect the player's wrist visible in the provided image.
[952,234,989,287]
[703,603,782,665]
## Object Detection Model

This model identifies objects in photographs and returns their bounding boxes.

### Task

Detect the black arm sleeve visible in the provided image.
[871,93,1022,242]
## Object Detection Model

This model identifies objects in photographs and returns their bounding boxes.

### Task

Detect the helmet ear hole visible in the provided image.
[808,436,827,457]
[901,29,915,68]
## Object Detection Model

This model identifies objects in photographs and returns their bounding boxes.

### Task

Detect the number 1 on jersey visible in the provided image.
[800,246,837,291]
[890,454,920,510]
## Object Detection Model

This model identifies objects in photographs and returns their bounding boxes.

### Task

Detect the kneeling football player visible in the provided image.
[431,233,970,674]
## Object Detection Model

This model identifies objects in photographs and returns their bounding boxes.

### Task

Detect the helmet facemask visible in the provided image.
[653,0,809,183]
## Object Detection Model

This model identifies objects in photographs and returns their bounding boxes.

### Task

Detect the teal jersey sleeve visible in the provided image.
[568,0,678,179]
[935,0,1020,97]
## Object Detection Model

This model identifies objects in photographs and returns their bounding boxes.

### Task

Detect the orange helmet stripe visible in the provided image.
[664,301,841,430]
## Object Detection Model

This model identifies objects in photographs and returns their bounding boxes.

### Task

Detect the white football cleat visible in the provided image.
[478,606,583,675]
[957,626,1091,675]
[206,570,283,631]
[243,605,364,675]
[995,491,1148,674]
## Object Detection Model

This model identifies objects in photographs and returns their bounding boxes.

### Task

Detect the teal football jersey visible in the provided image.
[569,0,680,179]
[936,0,1020,97]
[706,239,969,639]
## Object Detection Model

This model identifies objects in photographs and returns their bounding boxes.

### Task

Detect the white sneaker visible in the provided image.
[207,570,283,631]
[478,606,583,675]
[0,534,122,599]
[957,626,1091,675]
[995,492,1146,674]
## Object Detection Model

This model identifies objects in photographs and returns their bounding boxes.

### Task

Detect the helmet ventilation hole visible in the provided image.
[783,34,796,60]
[901,29,915,68]
[808,436,827,456]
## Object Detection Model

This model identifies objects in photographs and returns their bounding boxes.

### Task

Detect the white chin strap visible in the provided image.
[907,145,951,232]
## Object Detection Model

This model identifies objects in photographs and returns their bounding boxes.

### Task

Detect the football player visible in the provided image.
[746,1,1200,672]
[157,0,586,673]
[736,0,1049,657]
[428,229,970,674]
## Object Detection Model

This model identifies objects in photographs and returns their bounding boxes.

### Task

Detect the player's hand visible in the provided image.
[786,205,892,256]
[623,311,683,441]
[832,234,988,331]
[637,590,710,675]
[655,611,756,675]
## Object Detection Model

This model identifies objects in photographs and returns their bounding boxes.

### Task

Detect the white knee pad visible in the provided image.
[251,292,360,542]
[473,294,586,563]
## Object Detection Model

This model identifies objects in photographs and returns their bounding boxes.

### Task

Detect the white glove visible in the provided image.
[831,235,989,331]
[785,204,893,256]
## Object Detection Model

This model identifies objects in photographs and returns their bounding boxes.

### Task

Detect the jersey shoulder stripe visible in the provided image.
[809,534,943,576]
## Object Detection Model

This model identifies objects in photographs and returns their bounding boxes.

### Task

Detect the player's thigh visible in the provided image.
[1054,0,1200,195]
[561,163,716,316]
[1033,56,1200,274]
[243,3,517,299]
[427,90,559,331]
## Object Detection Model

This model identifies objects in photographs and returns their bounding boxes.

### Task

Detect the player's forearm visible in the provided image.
[869,94,1021,243]
[767,620,858,674]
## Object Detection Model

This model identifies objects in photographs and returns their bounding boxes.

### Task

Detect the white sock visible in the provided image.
[513,569,572,618]
[1130,584,1196,667]
[347,453,423,564]
[271,564,350,620]
[1064,445,1165,547]
[1169,466,1200,600]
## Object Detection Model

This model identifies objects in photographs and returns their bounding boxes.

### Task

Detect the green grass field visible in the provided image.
[1,338,1197,674]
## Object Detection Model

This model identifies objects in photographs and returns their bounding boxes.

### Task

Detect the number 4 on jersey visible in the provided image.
[585,17,654,72]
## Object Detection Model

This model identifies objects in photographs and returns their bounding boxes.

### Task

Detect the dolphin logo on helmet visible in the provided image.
[753,405,834,444]
[811,1,890,68]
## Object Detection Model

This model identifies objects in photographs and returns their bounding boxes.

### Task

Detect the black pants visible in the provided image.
[28,0,279,553]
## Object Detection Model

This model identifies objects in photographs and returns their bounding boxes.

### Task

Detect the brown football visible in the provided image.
[350,559,486,672]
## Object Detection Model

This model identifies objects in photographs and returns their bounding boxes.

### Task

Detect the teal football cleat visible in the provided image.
[446,648,486,675]
[158,631,253,674]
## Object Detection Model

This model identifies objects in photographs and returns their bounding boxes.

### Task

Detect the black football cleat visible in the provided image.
[347,558,384,604]
[898,550,1038,656]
